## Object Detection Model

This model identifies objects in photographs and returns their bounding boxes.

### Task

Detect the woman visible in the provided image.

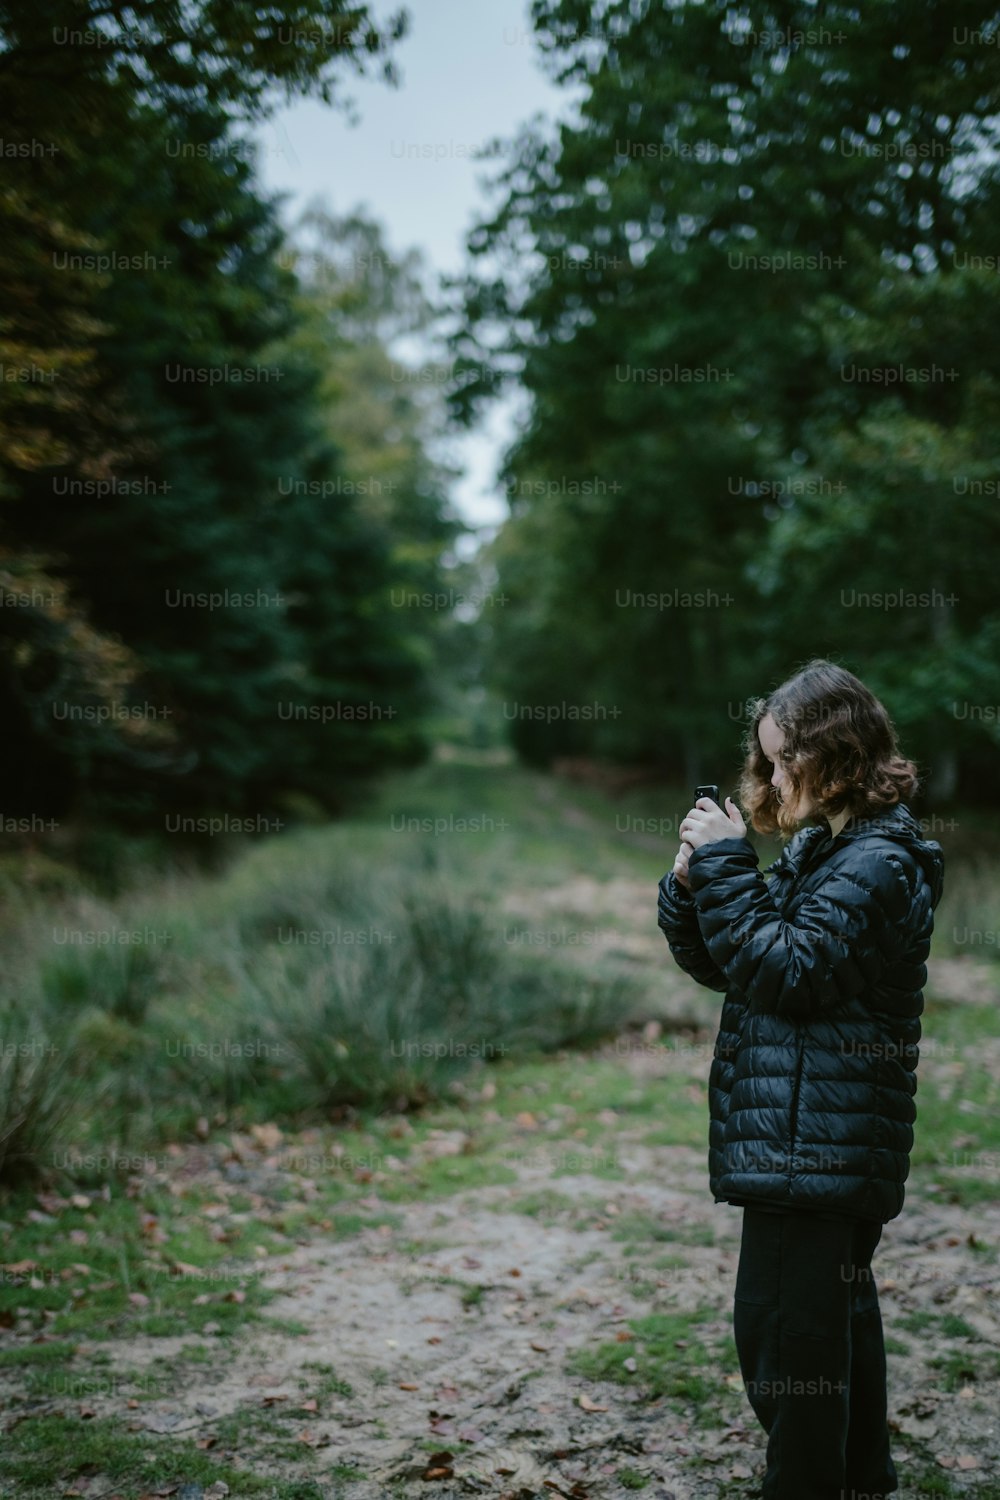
[656,659,944,1500]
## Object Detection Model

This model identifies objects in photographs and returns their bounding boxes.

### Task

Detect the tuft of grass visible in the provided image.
[0,1413,276,1496]
[883,1334,912,1356]
[0,1002,84,1187]
[939,1312,979,1339]
[928,1346,1000,1391]
[568,1306,731,1405]
[619,1469,651,1490]
[610,1210,715,1249]
[488,1188,581,1222]
[297,1361,354,1399]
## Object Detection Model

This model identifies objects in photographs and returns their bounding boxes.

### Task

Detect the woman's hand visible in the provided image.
[673,839,694,889]
[679,795,747,851]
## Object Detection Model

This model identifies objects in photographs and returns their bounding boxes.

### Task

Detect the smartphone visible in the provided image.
[694,784,722,807]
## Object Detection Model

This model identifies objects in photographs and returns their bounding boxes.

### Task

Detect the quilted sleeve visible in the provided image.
[685,836,919,1019]
[657,869,731,993]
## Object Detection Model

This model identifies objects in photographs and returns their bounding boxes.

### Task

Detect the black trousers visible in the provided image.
[734,1207,899,1500]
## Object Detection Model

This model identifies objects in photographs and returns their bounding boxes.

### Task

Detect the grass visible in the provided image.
[568,1306,734,1407]
[2,751,998,1495]
[2,764,663,1188]
[0,1412,363,1498]
[7,751,992,1190]
[484,1187,580,1221]
[929,1345,1000,1391]
[612,1211,716,1248]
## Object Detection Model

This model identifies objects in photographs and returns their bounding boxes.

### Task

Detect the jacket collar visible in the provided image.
[768,804,899,876]
[769,802,933,879]
[832,803,918,841]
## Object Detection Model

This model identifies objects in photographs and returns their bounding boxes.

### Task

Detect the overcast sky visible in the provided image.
[252,0,585,540]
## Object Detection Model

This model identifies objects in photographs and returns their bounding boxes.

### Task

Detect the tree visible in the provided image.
[445,0,1000,795]
[0,1,461,821]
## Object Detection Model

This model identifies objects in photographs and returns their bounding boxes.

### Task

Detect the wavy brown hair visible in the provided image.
[737,659,919,837]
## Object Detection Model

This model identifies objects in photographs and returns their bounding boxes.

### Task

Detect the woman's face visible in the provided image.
[758,713,813,818]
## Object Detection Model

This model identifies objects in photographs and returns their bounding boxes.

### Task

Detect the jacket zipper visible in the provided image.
[779,829,830,1179]
[786,1033,806,1173]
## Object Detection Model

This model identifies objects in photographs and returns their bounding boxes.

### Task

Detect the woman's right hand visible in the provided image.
[673,839,694,890]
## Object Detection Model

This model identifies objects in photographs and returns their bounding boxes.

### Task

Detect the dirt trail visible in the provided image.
[6,775,997,1498]
[63,1025,1000,1500]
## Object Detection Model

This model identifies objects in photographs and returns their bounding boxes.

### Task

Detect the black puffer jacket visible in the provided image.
[657,803,944,1224]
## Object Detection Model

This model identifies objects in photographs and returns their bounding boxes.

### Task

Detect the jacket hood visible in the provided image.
[838,802,945,909]
[772,802,945,909]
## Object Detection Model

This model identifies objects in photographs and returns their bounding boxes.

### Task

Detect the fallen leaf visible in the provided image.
[426,1450,454,1468]
[578,1394,607,1412]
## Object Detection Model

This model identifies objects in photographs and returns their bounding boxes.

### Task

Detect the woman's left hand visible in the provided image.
[679,795,747,850]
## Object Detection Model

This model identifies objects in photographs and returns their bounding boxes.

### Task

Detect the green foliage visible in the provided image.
[0,1004,81,1186]
[568,1306,726,1403]
[0,798,638,1182]
[447,0,1000,798]
[0,0,453,825]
